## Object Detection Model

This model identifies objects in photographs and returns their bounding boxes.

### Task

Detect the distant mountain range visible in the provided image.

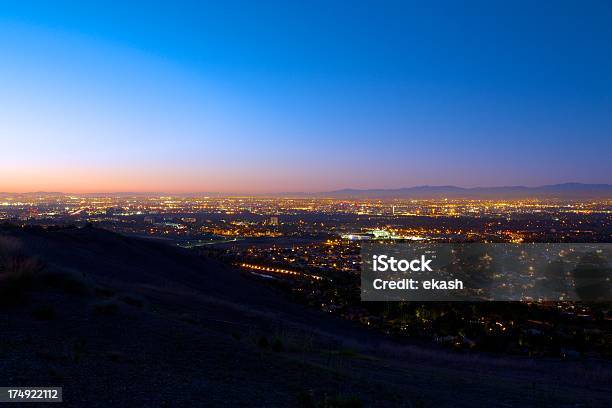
[2,183,611,199]
[306,183,612,199]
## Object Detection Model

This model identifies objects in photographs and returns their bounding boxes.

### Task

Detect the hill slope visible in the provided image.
[1,225,611,407]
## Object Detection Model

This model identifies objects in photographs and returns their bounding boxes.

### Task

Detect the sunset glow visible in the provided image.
[1,1,611,193]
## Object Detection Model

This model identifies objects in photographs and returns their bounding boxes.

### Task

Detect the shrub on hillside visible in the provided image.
[0,236,45,304]
[0,235,89,304]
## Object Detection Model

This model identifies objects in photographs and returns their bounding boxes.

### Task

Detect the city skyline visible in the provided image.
[2,1,612,193]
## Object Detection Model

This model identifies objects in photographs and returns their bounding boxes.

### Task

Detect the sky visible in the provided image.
[1,1,611,193]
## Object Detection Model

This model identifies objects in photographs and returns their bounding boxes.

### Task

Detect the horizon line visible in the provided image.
[1,182,611,197]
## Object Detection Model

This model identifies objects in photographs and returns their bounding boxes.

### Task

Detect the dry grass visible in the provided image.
[0,235,89,305]
[0,236,45,304]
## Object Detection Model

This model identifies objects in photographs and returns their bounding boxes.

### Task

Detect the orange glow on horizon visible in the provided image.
[0,165,345,194]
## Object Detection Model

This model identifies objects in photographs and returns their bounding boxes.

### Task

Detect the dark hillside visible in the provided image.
[1,225,611,407]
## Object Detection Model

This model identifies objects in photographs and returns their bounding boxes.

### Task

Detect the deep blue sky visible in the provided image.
[1,1,611,193]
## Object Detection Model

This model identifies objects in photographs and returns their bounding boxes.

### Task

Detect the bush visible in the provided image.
[0,236,45,305]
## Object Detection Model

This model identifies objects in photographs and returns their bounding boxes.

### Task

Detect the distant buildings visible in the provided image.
[341,229,424,241]
[341,229,391,241]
